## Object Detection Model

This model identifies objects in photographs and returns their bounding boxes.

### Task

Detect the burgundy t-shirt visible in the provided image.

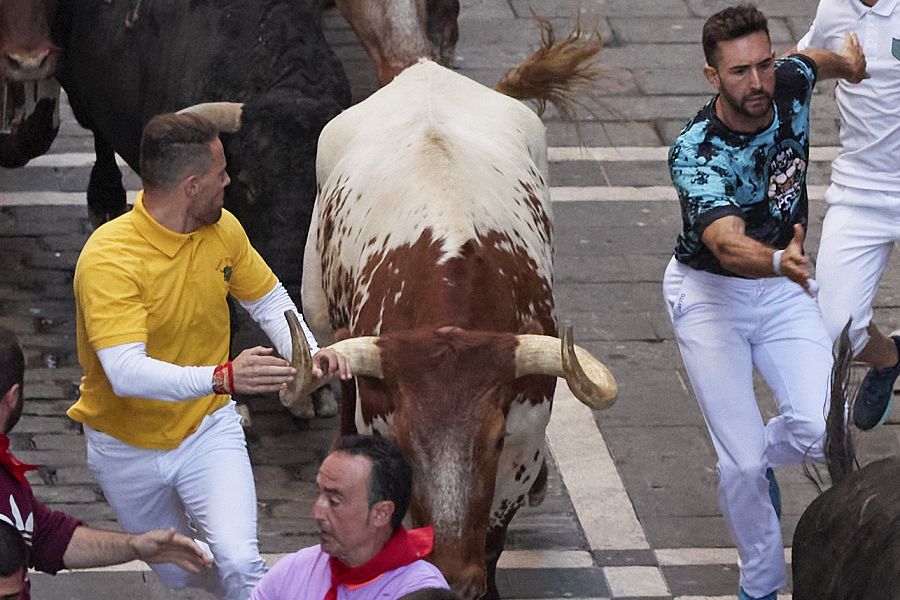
[1,461,81,599]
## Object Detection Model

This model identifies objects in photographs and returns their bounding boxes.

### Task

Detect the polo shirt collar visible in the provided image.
[132,191,192,258]
[871,0,898,16]
[856,0,898,17]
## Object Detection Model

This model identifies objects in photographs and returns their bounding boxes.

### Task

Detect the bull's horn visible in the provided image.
[329,337,384,379]
[176,101,243,133]
[284,310,384,385]
[285,309,315,390]
[515,325,617,409]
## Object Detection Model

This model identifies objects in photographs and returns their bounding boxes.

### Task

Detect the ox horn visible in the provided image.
[515,325,617,409]
[176,101,243,133]
[279,311,385,416]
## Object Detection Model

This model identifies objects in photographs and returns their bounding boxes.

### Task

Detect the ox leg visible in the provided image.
[338,379,358,438]
[484,527,507,600]
[87,133,126,228]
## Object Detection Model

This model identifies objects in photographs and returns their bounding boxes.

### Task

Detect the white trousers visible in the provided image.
[816,185,900,354]
[663,258,832,598]
[84,401,266,600]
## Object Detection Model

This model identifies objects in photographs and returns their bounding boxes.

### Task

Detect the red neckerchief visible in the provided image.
[0,434,37,486]
[324,526,434,600]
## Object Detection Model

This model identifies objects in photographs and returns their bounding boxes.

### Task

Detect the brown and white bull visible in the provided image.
[281,22,617,600]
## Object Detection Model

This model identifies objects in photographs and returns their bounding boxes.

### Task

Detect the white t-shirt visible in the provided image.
[797,0,900,196]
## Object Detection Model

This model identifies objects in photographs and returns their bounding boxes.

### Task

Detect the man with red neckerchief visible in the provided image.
[250,435,449,600]
[0,327,211,600]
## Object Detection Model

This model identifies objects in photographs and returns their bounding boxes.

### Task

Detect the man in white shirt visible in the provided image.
[796,0,900,430]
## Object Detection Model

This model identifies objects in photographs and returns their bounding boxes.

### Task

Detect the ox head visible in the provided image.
[282,312,616,598]
[0,0,58,81]
[335,0,459,85]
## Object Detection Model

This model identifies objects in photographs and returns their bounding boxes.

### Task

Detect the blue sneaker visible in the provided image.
[853,335,900,431]
[738,586,776,600]
[765,467,781,520]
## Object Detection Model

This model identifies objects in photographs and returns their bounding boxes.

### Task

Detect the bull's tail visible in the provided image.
[824,321,858,485]
[494,13,606,125]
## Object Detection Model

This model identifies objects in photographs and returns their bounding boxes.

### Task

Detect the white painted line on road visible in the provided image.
[23,152,129,168]
[656,547,792,566]
[0,191,139,206]
[17,146,841,168]
[546,384,650,550]
[548,146,839,162]
[0,187,832,206]
[497,550,594,569]
[604,566,670,597]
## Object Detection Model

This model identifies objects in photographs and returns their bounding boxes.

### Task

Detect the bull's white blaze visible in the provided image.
[413,434,472,536]
[491,395,553,527]
[303,60,552,336]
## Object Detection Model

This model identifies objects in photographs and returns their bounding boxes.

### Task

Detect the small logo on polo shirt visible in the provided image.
[893,38,900,61]
[217,258,234,283]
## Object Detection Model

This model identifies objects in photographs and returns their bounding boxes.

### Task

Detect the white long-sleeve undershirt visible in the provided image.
[96,282,320,402]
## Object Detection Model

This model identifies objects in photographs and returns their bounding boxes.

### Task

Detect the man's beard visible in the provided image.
[721,88,772,119]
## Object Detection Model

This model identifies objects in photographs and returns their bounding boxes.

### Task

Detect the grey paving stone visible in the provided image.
[30,571,217,600]
[611,16,793,45]
[496,567,610,598]
[661,564,745,598]
[592,549,657,566]
[633,68,709,96]
[51,501,119,523]
[455,18,616,69]
[460,0,516,19]
[511,0,692,18]
[559,310,658,342]
[601,44,704,70]
[601,161,673,186]
[686,0,820,18]
[598,379,703,428]
[546,120,663,147]
[641,515,733,548]
[25,484,100,503]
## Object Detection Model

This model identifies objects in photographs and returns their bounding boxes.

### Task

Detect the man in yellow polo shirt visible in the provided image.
[68,112,350,600]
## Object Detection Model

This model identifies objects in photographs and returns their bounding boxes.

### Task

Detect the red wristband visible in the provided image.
[213,361,234,395]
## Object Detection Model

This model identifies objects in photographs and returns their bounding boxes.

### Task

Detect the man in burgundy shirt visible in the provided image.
[0,327,211,599]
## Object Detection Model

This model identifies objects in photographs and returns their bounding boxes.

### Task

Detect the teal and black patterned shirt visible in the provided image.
[669,54,818,276]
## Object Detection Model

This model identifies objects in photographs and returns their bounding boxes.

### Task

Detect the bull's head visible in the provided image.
[0,0,58,81]
[282,312,616,598]
[334,0,459,85]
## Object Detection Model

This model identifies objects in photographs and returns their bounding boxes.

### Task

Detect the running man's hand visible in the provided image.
[130,529,213,573]
[779,224,812,295]
[839,32,869,83]
[232,346,296,394]
[312,347,352,380]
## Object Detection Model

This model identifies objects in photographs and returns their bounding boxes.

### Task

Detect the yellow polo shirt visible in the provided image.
[68,193,277,449]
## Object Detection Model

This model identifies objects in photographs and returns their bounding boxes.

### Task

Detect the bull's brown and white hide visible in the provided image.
[302,59,558,597]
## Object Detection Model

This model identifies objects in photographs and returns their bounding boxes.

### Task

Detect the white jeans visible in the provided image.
[84,401,266,600]
[663,258,832,598]
[816,186,900,354]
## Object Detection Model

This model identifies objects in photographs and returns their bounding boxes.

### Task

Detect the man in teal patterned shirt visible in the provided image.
[661,4,867,599]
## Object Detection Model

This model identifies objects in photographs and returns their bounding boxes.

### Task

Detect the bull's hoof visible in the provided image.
[314,387,339,418]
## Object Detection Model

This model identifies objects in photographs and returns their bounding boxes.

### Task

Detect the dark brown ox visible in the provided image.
[284,20,614,600]
[791,326,900,599]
